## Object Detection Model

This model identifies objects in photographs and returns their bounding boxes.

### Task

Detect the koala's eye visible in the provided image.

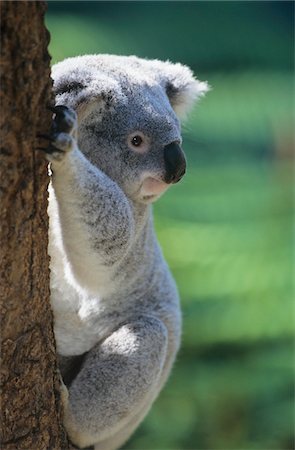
[127,132,149,153]
[131,135,143,147]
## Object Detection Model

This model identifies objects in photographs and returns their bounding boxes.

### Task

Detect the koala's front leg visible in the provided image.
[63,316,168,449]
[43,106,134,293]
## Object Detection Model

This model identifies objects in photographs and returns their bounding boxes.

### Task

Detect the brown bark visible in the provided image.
[0,1,68,448]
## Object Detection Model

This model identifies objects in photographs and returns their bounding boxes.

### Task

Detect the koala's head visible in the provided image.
[52,55,208,204]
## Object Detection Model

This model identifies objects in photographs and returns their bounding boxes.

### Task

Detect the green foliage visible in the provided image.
[46,3,294,449]
[46,2,293,71]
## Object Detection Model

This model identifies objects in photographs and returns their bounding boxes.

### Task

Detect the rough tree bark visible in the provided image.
[0,2,68,448]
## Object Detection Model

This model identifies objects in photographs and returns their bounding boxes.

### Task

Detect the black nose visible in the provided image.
[163,142,186,184]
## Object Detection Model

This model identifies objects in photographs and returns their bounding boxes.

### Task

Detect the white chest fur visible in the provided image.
[50,275,115,356]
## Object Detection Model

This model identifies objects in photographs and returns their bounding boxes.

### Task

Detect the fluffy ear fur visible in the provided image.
[151,60,209,119]
[51,56,122,117]
[52,55,209,120]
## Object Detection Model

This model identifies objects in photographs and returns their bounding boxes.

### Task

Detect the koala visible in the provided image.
[44,54,208,450]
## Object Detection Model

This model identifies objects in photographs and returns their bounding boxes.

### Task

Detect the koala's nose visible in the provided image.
[163,142,187,184]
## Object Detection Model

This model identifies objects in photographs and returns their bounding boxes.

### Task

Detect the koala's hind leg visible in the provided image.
[93,400,155,450]
[63,316,168,449]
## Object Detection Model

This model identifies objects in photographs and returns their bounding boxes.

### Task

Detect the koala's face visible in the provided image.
[52,55,209,203]
[78,86,186,203]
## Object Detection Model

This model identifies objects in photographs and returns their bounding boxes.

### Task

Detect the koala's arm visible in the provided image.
[63,316,168,449]
[48,107,134,292]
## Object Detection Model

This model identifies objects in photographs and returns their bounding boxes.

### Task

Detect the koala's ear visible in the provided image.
[156,61,209,119]
[51,57,120,117]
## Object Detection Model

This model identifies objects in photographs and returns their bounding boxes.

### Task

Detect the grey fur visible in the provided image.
[48,54,208,449]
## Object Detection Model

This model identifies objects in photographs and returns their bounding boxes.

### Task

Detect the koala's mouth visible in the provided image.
[140,176,169,201]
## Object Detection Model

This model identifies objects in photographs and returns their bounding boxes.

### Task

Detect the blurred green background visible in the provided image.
[46,2,294,449]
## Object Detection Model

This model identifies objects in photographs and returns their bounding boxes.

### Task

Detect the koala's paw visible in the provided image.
[38,105,78,162]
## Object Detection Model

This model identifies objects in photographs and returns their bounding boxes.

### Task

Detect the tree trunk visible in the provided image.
[0,2,68,448]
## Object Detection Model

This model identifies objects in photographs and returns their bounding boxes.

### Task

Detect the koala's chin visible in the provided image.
[139,176,170,203]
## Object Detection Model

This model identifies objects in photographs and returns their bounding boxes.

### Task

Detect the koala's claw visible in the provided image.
[38,105,78,162]
[37,133,54,141]
[36,144,63,155]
